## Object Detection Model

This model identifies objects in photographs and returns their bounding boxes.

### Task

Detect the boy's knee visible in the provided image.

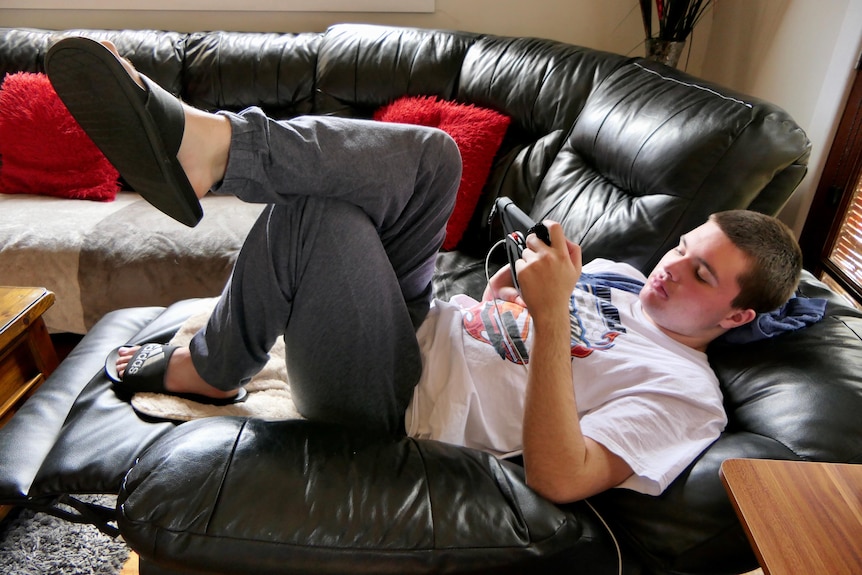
[423,128,462,206]
[432,128,462,174]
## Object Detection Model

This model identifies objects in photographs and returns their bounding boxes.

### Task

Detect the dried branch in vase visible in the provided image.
[640,0,714,42]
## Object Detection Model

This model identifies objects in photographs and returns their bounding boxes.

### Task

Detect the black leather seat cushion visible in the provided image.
[118,418,622,575]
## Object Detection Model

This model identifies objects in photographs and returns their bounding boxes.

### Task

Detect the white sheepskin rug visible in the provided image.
[130,298,302,422]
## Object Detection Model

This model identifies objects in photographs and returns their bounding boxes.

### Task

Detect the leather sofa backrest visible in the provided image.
[182,31,321,118]
[0,23,811,274]
[314,25,472,117]
[539,59,812,272]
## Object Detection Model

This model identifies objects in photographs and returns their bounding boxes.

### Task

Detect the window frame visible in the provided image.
[800,62,862,306]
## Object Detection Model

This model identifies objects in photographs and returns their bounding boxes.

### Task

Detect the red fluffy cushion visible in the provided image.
[0,72,120,201]
[374,96,510,250]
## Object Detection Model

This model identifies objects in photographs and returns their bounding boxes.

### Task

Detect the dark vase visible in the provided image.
[645,39,686,68]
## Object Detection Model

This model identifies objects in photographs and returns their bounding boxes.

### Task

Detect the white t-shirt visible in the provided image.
[405,259,727,495]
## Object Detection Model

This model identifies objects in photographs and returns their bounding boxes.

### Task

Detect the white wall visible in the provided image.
[701,0,862,235]
[1,0,858,234]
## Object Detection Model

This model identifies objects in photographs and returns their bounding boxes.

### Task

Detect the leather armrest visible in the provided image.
[0,299,219,502]
[0,306,164,501]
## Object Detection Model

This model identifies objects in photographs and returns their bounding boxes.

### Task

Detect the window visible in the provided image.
[1,0,434,11]
[800,62,862,308]
[828,180,862,291]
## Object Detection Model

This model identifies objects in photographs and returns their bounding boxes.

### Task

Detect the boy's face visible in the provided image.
[640,220,756,350]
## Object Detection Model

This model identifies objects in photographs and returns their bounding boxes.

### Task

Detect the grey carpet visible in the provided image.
[0,494,130,574]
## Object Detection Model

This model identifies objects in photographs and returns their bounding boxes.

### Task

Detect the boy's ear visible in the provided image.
[720,308,757,329]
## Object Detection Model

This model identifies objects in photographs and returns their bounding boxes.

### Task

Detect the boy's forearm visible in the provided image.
[522,312,633,503]
[522,311,590,502]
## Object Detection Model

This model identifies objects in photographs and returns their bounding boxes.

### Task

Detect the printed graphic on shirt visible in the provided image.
[462,301,532,363]
[570,281,626,358]
[462,282,626,364]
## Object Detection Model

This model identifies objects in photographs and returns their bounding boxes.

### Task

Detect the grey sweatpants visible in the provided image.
[188,108,461,435]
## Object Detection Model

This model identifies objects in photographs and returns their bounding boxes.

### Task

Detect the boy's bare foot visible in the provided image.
[114,345,239,401]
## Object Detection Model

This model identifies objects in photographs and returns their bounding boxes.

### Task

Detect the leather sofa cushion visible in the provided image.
[0,305,170,500]
[118,418,621,575]
[315,25,474,118]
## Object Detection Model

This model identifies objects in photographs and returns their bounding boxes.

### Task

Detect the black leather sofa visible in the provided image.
[1,24,860,575]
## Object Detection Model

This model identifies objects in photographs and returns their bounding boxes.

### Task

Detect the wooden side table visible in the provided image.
[720,458,862,575]
[0,286,59,521]
[0,286,59,428]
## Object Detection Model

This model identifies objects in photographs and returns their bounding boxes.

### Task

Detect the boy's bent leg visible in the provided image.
[187,111,459,432]
[217,109,460,222]
[217,109,461,320]
[190,198,422,435]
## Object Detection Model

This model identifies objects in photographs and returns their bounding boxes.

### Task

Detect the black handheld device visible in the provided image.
[493,197,550,293]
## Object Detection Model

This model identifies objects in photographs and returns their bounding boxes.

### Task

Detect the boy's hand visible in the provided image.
[482,220,581,311]
[482,265,526,306]
[515,221,581,321]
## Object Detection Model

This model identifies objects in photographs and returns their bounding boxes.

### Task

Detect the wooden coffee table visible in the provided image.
[720,458,862,575]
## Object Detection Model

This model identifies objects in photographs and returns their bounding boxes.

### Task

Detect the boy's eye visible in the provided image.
[696,268,715,284]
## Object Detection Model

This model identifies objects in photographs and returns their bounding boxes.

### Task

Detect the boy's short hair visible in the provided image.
[710,210,803,313]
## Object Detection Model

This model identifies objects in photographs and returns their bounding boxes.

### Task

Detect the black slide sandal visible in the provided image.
[45,37,203,227]
[105,344,247,406]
